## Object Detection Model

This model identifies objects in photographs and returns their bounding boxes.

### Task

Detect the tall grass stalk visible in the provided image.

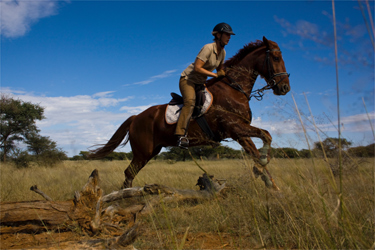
[332,0,344,239]
[304,92,328,161]
[362,97,375,246]
[304,93,338,190]
[291,93,319,183]
[362,97,375,140]
[358,0,375,49]
[160,197,178,249]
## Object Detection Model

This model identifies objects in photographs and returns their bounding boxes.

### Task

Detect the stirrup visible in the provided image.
[177,136,189,149]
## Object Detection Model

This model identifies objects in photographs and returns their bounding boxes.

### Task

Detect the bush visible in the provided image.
[11,149,32,168]
[34,149,68,167]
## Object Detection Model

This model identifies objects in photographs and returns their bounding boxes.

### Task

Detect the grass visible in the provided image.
[1,156,374,249]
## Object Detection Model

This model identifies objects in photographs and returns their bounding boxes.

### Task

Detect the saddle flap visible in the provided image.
[165,89,213,125]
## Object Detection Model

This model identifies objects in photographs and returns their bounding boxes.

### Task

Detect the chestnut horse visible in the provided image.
[89,37,290,190]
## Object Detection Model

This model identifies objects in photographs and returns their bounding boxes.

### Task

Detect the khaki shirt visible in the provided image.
[181,42,225,84]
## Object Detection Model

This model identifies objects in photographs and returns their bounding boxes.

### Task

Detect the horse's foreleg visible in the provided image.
[237,127,272,166]
[236,129,279,190]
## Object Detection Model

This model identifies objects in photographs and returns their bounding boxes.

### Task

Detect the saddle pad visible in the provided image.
[165,89,213,125]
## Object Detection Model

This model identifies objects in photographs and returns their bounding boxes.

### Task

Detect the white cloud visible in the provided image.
[252,111,375,136]
[1,88,146,156]
[274,16,329,46]
[131,69,177,85]
[1,0,60,38]
[119,105,152,114]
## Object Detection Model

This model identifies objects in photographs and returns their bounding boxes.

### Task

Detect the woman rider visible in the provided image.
[175,22,235,148]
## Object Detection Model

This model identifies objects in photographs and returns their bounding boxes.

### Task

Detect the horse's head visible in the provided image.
[259,37,290,96]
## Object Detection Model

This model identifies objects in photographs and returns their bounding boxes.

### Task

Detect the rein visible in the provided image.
[222,48,290,101]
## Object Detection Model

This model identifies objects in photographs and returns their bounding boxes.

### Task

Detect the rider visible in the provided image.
[175,22,235,148]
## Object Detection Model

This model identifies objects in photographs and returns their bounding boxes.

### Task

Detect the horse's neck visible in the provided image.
[227,66,258,92]
[226,47,265,93]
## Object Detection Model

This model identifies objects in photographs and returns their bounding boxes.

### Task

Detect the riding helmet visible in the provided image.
[212,22,235,35]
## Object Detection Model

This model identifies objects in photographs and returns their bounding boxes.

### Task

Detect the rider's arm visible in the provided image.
[194,58,218,78]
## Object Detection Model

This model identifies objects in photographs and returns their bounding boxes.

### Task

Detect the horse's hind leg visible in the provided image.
[122,158,145,188]
[122,145,162,188]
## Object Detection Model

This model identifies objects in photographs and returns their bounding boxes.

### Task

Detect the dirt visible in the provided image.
[1,231,250,249]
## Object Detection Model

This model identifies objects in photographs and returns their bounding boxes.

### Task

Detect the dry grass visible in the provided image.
[1,157,374,249]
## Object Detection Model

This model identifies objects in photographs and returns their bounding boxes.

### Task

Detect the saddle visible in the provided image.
[165,85,219,141]
[169,84,207,118]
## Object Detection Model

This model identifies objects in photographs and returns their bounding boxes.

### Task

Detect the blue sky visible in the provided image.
[1,0,374,157]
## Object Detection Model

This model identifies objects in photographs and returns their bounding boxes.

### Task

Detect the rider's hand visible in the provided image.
[217,69,226,78]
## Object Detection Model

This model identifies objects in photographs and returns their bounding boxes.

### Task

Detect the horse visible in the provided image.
[89,36,290,190]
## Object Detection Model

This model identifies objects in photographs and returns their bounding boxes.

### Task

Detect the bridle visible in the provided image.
[223,48,290,101]
[264,49,290,90]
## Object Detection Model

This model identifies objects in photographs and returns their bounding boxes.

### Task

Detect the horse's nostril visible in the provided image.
[283,85,290,93]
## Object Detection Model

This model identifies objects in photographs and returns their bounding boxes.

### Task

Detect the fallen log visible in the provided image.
[101,173,226,203]
[1,169,226,248]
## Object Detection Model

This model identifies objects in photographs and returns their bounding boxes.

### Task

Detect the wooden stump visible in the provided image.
[0,169,102,234]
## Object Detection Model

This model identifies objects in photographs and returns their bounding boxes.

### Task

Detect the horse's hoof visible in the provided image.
[259,155,268,166]
[261,174,273,188]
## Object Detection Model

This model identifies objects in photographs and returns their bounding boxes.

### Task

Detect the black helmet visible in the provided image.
[212,22,235,35]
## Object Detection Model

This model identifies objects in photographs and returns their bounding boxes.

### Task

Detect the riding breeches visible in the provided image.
[175,77,196,136]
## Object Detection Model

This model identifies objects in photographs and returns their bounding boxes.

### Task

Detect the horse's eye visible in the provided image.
[274,57,280,61]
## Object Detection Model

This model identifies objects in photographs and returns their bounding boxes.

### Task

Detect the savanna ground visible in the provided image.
[1,156,374,249]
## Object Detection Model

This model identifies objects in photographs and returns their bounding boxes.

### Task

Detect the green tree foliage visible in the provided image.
[0,95,44,161]
[314,137,352,157]
[25,132,68,165]
[71,151,133,161]
[159,145,242,161]
[1,95,67,166]
[270,147,300,158]
[348,143,374,157]
[11,149,32,168]
[159,147,189,161]
[26,132,57,155]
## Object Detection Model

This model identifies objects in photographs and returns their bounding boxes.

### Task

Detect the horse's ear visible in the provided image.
[263,36,269,48]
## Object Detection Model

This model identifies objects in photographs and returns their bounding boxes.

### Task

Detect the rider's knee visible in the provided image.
[184,97,196,108]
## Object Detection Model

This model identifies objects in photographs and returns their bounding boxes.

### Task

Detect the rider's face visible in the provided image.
[219,32,231,45]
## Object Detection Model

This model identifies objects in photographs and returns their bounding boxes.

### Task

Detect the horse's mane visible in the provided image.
[206,40,264,86]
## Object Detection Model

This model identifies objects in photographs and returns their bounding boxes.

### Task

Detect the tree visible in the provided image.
[270,147,300,158]
[25,132,68,165]
[0,95,45,161]
[159,147,188,161]
[314,137,352,158]
[348,143,375,157]
[26,133,57,156]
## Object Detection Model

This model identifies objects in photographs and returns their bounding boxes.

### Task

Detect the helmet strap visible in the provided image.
[218,33,225,48]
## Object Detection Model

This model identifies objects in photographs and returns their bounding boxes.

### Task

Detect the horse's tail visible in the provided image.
[88,115,135,159]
